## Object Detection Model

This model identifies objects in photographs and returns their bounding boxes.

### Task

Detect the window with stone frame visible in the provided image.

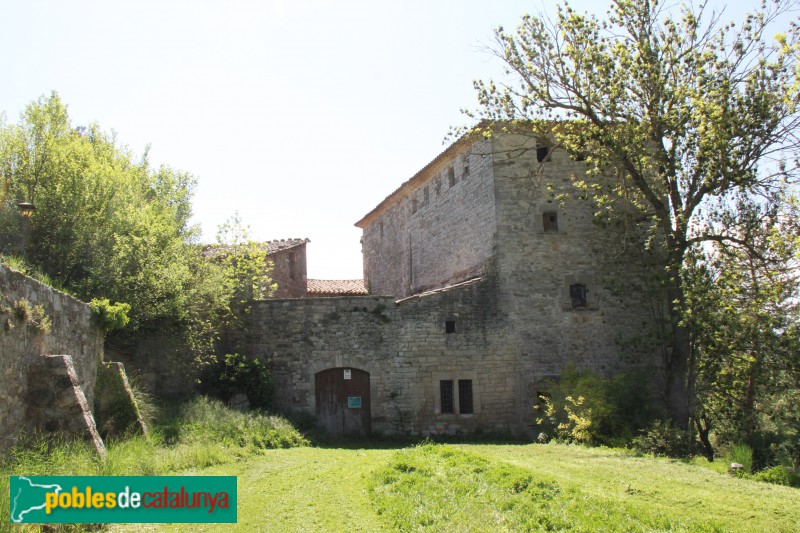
[458,379,474,414]
[543,212,558,232]
[570,283,588,308]
[440,380,454,414]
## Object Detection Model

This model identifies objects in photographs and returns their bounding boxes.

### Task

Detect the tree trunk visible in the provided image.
[694,417,715,461]
[665,282,691,430]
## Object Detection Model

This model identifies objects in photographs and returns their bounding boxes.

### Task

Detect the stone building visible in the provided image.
[244,131,664,436]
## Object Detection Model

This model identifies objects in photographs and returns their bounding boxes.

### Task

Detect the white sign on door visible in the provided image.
[344,369,352,380]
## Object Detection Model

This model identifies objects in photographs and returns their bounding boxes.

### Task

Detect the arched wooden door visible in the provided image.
[315,368,371,435]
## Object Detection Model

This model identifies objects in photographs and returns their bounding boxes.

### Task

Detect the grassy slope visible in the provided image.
[106,443,800,533]
[462,443,800,532]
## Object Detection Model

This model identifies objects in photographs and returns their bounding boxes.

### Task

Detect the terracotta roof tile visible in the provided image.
[307,279,368,296]
[203,238,309,258]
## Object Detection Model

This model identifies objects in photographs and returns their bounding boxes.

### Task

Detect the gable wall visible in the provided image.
[361,139,498,298]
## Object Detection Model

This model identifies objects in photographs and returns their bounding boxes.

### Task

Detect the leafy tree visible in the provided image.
[683,197,800,463]
[468,0,800,428]
[0,92,202,328]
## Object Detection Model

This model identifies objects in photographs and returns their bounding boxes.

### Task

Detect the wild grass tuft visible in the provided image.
[729,443,754,474]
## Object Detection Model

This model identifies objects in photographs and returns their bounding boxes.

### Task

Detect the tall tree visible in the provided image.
[468,0,800,427]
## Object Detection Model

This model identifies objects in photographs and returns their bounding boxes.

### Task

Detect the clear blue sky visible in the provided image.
[0,0,754,279]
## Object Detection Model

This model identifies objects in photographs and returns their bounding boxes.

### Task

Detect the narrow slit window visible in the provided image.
[423,186,429,206]
[463,162,470,177]
[288,252,296,280]
[448,167,456,187]
[537,146,550,163]
[440,380,454,414]
[543,212,558,232]
[458,380,474,414]
[445,320,456,334]
[411,197,418,214]
[570,284,587,308]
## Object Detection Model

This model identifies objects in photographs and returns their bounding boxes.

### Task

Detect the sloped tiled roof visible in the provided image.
[307,279,368,296]
[263,238,310,254]
[203,238,309,259]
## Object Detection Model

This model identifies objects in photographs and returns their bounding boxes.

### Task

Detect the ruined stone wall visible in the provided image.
[0,265,104,449]
[489,134,666,429]
[361,140,497,298]
[269,244,308,298]
[246,278,521,436]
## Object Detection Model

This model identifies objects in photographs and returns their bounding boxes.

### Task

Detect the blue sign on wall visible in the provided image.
[347,396,362,408]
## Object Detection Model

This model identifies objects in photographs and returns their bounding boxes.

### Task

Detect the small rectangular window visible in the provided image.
[570,284,587,308]
[445,320,456,334]
[448,167,456,187]
[537,146,550,163]
[411,197,418,214]
[440,380,454,414]
[458,380,474,414]
[423,186,429,206]
[463,162,470,177]
[543,212,558,232]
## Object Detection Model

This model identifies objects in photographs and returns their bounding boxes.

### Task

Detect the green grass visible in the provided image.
[3,417,799,532]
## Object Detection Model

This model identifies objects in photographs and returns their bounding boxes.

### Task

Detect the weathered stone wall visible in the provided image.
[0,265,105,449]
[489,134,666,428]
[269,244,308,298]
[360,140,497,298]
[246,277,521,436]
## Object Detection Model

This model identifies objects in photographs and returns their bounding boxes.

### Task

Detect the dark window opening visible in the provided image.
[411,197,418,214]
[573,152,587,161]
[458,380,474,414]
[463,162,470,177]
[435,180,441,196]
[537,146,550,163]
[445,320,456,334]
[570,284,587,308]
[448,167,456,187]
[543,212,558,232]
[379,221,384,238]
[440,380,454,414]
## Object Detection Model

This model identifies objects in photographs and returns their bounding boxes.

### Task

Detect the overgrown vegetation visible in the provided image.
[0,396,308,528]
[0,93,276,380]
[534,364,655,446]
[199,353,275,410]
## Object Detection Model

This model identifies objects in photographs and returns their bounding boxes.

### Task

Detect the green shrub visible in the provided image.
[753,465,800,487]
[534,364,655,446]
[12,298,51,334]
[201,353,274,410]
[89,298,131,333]
[632,420,691,458]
